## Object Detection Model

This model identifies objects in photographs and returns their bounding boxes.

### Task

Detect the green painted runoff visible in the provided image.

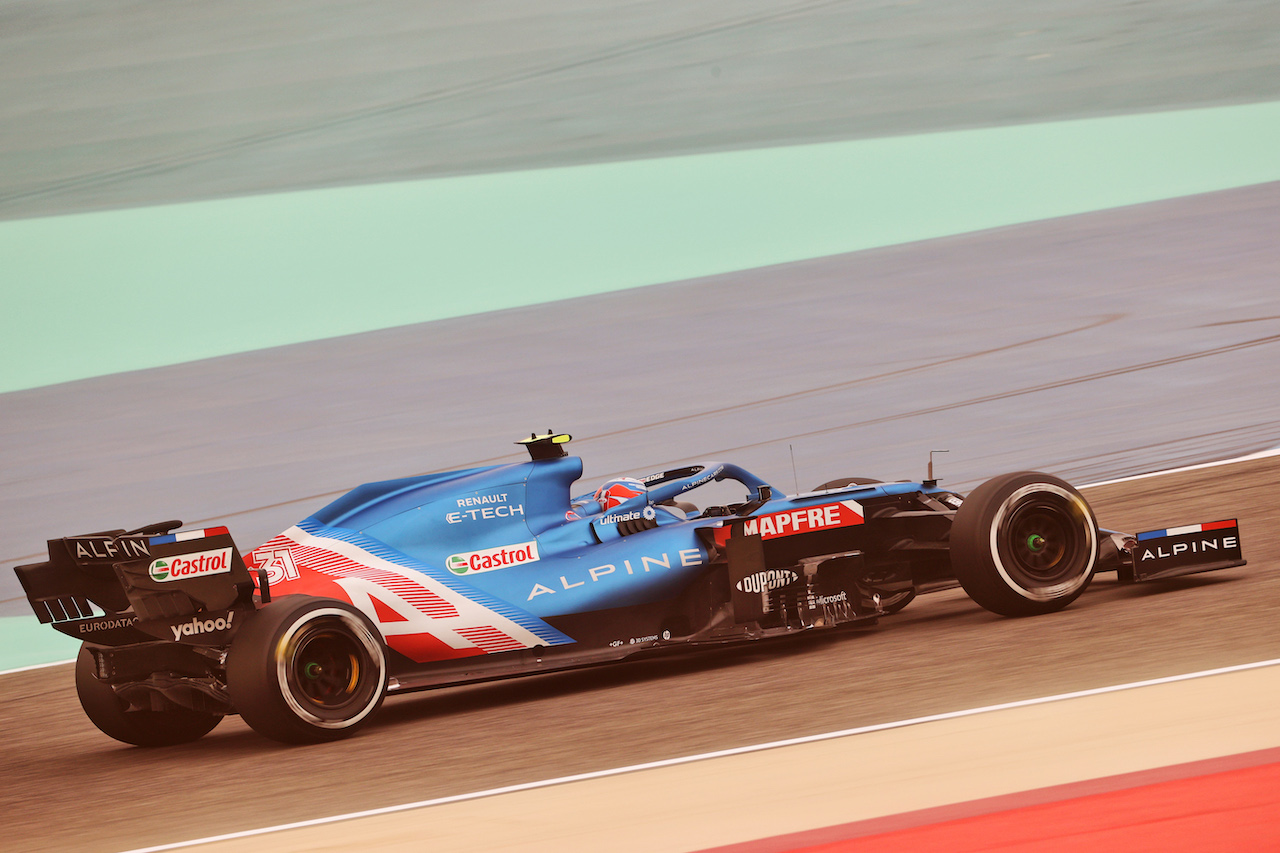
[0,615,79,672]
[4,100,1280,395]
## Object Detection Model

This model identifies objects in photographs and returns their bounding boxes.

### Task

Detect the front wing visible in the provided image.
[1120,519,1245,582]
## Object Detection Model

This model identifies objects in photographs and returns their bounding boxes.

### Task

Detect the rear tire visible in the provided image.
[226,596,387,744]
[75,646,222,747]
[951,472,1097,616]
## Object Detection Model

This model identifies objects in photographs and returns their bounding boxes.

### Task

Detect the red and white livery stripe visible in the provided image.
[250,525,546,657]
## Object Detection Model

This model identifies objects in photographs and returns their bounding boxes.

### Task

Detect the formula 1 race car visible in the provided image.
[15,433,1246,746]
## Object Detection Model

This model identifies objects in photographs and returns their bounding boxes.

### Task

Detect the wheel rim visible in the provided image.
[276,609,385,729]
[1006,502,1075,581]
[989,484,1096,600]
[292,628,364,709]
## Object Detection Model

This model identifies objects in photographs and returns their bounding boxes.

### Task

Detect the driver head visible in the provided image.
[594,477,646,510]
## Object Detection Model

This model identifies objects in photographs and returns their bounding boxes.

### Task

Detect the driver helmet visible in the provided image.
[593,477,647,511]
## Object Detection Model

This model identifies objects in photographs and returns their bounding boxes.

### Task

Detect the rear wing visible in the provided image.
[1118,519,1245,583]
[14,522,259,647]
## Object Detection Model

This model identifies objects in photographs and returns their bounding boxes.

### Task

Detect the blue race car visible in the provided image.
[15,433,1245,745]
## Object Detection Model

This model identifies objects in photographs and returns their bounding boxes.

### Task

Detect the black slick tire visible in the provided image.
[950,472,1098,617]
[226,596,387,744]
[75,646,222,747]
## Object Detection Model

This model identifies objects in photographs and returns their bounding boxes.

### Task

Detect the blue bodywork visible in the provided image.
[298,450,933,625]
[308,456,716,617]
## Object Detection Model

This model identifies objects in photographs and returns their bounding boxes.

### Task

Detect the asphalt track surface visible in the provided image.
[10,101,1280,395]
[4,1,1280,597]
[129,664,1280,852]
[2,455,1276,852]
[5,179,1280,616]
[4,0,1279,219]
[4,3,1280,850]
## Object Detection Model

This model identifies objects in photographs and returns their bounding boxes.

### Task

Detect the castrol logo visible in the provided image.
[446,541,540,575]
[149,547,233,582]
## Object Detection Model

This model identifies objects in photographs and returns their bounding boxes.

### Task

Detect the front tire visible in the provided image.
[226,596,387,744]
[951,472,1097,617]
[75,646,222,747]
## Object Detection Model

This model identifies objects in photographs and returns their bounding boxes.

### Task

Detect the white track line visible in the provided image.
[121,657,1280,853]
[1082,445,1280,488]
[0,658,75,675]
[4,443,1277,680]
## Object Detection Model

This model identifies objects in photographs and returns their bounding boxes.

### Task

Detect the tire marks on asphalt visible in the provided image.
[0,0,854,210]
[0,313,1127,570]
[3,319,1270,575]
[598,331,1280,478]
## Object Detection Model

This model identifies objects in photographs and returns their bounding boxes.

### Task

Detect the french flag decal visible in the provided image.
[1137,519,1237,541]
[149,526,230,545]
